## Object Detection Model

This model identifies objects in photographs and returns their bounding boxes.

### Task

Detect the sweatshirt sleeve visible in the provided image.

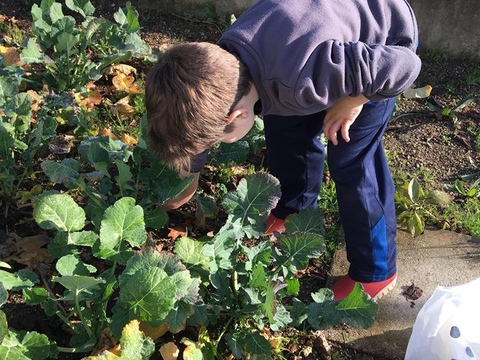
[186,148,209,173]
[296,40,422,107]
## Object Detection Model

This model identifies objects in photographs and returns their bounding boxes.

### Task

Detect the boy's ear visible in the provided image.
[226,108,249,124]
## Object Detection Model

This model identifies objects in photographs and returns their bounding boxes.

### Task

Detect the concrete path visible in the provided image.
[325,229,480,359]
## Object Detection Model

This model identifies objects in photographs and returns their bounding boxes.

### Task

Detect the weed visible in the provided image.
[465,67,480,86]
[387,151,410,187]
[445,176,480,198]
[426,96,476,123]
[0,21,25,46]
[441,134,454,145]
[460,198,480,236]
[466,124,480,151]
[444,82,457,95]
[395,178,444,237]
[422,49,448,62]
[320,175,338,214]
[416,165,437,184]
[203,0,216,22]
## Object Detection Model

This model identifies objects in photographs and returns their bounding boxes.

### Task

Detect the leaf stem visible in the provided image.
[216,316,233,345]
[75,288,93,338]
[57,346,82,353]
[55,311,77,332]
[78,178,104,208]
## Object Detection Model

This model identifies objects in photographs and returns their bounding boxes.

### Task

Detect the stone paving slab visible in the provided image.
[324,229,480,359]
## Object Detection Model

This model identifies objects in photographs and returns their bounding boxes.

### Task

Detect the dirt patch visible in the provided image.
[385,57,480,190]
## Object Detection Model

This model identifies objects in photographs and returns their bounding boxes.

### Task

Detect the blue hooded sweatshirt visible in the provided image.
[218,0,421,116]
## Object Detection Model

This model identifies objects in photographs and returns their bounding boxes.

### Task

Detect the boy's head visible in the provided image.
[145,42,252,172]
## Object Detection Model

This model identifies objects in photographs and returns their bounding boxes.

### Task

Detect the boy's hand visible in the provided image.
[161,171,200,210]
[323,95,368,145]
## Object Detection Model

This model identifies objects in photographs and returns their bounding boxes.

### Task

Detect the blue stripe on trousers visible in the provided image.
[263,97,397,282]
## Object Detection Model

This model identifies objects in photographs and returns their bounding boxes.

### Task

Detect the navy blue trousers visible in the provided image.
[263,98,397,282]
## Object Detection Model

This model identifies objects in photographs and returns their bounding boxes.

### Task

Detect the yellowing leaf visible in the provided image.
[91,328,120,356]
[139,322,169,341]
[91,320,149,359]
[265,332,285,353]
[181,338,203,360]
[159,342,179,360]
[0,45,21,66]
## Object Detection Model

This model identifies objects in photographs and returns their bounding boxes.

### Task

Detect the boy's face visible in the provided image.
[219,111,255,144]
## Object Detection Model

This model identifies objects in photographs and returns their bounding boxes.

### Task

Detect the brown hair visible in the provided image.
[145,42,252,172]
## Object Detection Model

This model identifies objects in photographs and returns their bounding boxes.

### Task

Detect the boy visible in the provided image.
[145,0,422,300]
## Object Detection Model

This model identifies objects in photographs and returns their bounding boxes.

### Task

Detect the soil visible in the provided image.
[1,1,480,360]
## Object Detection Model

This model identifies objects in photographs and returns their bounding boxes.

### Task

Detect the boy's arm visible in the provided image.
[299,41,421,108]
[162,170,200,210]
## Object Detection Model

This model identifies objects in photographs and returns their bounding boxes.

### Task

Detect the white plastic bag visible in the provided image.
[405,278,480,360]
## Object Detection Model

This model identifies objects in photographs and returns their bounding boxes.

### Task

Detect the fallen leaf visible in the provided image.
[159,342,179,360]
[3,233,52,266]
[403,84,433,99]
[49,135,73,154]
[75,88,103,111]
[112,73,142,94]
[0,45,21,66]
[26,90,42,112]
[87,89,103,106]
[101,128,117,139]
[121,133,137,146]
[167,226,187,240]
[103,63,137,77]
[6,16,18,25]
[85,81,97,91]
[110,95,135,119]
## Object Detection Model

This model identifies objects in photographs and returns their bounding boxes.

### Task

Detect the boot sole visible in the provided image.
[372,275,398,301]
